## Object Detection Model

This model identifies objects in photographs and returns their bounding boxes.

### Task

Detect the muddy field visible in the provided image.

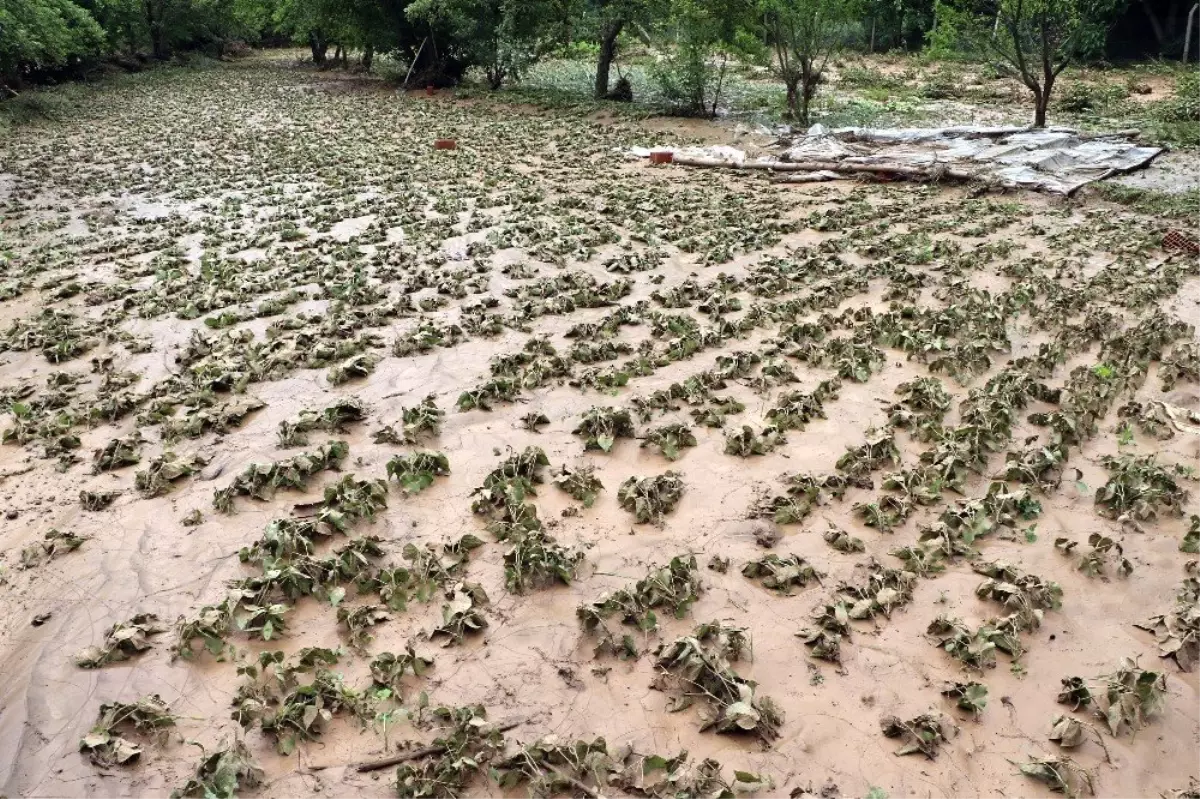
[0,54,1197,799]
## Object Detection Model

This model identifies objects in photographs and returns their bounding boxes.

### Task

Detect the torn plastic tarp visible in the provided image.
[631,125,1163,195]
[778,126,1163,195]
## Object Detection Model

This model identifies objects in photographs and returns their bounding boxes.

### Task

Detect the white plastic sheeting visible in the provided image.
[778,126,1163,194]
[631,125,1163,195]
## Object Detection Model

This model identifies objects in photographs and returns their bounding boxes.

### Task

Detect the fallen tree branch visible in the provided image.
[306,719,525,773]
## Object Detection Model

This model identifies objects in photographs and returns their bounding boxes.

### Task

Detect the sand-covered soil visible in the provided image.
[1,53,1197,799]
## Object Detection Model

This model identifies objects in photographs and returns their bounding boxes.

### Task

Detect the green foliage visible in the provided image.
[940,0,1122,125]
[655,621,782,743]
[0,0,105,84]
[578,555,702,657]
[386,451,450,494]
[761,0,852,123]
[617,471,685,524]
[879,712,952,758]
[553,464,604,507]
[172,739,264,799]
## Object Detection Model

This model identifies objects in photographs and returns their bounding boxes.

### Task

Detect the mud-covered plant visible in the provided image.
[941,681,988,717]
[879,713,953,758]
[337,604,391,650]
[256,668,365,755]
[795,627,841,663]
[888,377,952,431]
[213,441,348,513]
[173,599,235,660]
[79,695,176,767]
[504,529,584,593]
[926,615,1005,670]
[370,645,434,693]
[172,738,264,799]
[618,472,685,524]
[80,489,120,511]
[395,705,506,798]
[837,558,917,620]
[573,406,635,452]
[319,474,388,524]
[724,425,786,457]
[741,554,823,595]
[974,561,1062,630]
[836,431,901,480]
[471,447,550,515]
[375,395,444,444]
[431,584,489,645]
[1094,454,1192,520]
[1056,534,1133,578]
[20,528,88,568]
[654,622,782,743]
[552,464,604,507]
[1161,777,1200,799]
[76,614,167,668]
[277,398,366,447]
[1054,676,1092,711]
[1098,658,1168,737]
[578,555,703,658]
[327,352,381,385]
[1184,516,1200,555]
[135,452,208,498]
[1017,755,1095,798]
[1135,577,1199,671]
[765,381,839,431]
[519,411,550,431]
[641,423,697,461]
[890,544,945,577]
[386,451,450,494]
[1000,442,1068,493]
[823,525,864,553]
[93,433,143,472]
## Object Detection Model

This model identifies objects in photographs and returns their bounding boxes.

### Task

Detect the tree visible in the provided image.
[0,0,107,88]
[407,0,552,88]
[762,0,851,125]
[584,0,664,99]
[945,0,1122,127]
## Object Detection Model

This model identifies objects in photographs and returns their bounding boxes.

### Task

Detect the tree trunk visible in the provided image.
[144,0,168,60]
[785,79,799,120]
[310,35,327,65]
[1140,0,1166,44]
[1032,85,1048,127]
[594,20,624,99]
[869,16,876,53]
[362,45,374,71]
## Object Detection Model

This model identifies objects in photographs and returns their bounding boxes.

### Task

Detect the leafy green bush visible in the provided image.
[1154,70,1200,123]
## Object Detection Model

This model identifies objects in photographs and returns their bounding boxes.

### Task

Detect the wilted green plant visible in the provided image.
[578,555,702,658]
[741,554,823,595]
[573,406,635,452]
[641,423,697,461]
[504,529,584,593]
[386,451,450,494]
[76,614,166,668]
[618,472,685,524]
[941,681,988,717]
[172,738,264,799]
[879,712,953,758]
[552,464,604,507]
[654,622,782,743]
[79,695,176,767]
